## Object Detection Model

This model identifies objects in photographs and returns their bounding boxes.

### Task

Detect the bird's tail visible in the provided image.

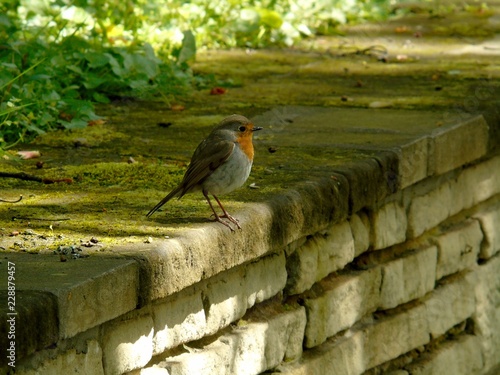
[146,186,182,218]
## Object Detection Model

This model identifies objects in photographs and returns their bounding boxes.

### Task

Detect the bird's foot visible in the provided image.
[210,213,241,231]
[220,213,241,230]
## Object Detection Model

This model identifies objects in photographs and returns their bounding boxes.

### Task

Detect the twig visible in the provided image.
[0,195,23,203]
[0,171,73,184]
[12,216,71,221]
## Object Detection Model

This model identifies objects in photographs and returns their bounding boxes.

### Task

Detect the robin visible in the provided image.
[147,114,262,231]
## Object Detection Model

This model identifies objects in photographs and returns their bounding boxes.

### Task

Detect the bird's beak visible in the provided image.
[252,126,263,132]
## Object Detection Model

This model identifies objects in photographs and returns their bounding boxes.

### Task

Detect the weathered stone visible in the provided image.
[15,340,104,375]
[0,291,58,365]
[395,135,429,189]
[272,331,366,375]
[424,271,476,338]
[0,253,139,340]
[370,201,407,250]
[379,246,437,309]
[349,212,370,256]
[152,289,205,355]
[364,303,430,370]
[286,220,355,295]
[102,315,154,375]
[140,366,171,374]
[204,252,287,334]
[164,305,306,375]
[303,267,381,348]
[473,255,500,373]
[407,181,452,238]
[428,115,489,176]
[434,219,483,280]
[473,201,500,259]
[406,335,483,375]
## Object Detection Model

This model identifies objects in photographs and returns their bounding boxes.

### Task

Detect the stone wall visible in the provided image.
[3,113,500,375]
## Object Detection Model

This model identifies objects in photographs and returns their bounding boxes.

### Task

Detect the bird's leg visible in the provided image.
[203,192,235,231]
[213,194,241,230]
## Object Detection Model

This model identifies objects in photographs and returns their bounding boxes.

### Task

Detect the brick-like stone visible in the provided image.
[349,212,370,256]
[379,246,437,309]
[428,115,488,176]
[396,136,429,189]
[370,201,407,250]
[434,219,483,280]
[140,366,171,374]
[407,181,452,238]
[204,252,286,333]
[473,202,500,259]
[466,155,500,206]
[424,271,476,338]
[0,253,139,340]
[272,331,366,375]
[152,289,205,355]
[15,340,104,375]
[102,315,154,375]
[406,335,483,375]
[303,267,381,348]
[164,305,306,375]
[286,221,355,295]
[364,303,430,370]
[473,255,500,373]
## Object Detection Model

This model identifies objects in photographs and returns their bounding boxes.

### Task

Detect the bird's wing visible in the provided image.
[179,138,235,196]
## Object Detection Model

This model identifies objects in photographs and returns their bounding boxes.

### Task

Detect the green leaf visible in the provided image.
[85,53,110,68]
[257,9,283,29]
[177,30,196,65]
[92,92,110,103]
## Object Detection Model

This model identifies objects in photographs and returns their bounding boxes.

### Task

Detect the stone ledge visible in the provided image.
[1,105,498,373]
[0,252,139,363]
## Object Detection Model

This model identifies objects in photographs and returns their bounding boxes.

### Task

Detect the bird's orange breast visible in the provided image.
[236,132,255,161]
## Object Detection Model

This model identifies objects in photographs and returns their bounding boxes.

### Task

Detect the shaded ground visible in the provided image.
[1,5,500,253]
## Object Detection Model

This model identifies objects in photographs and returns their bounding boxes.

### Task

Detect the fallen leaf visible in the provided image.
[368,101,394,109]
[88,119,106,126]
[210,87,227,95]
[171,104,185,111]
[17,150,41,159]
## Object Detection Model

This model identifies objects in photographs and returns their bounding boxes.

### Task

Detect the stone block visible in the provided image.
[434,219,483,280]
[349,212,370,256]
[473,202,500,259]
[102,315,154,375]
[428,115,488,176]
[473,255,500,372]
[406,335,483,375]
[0,253,139,340]
[140,367,171,375]
[303,267,381,348]
[272,331,366,375]
[152,289,205,355]
[379,246,437,309]
[407,181,452,238]
[165,305,306,375]
[15,340,104,375]
[286,221,355,295]
[424,271,476,338]
[468,155,500,206]
[364,303,430,370]
[396,135,429,189]
[370,201,407,250]
[0,291,58,365]
[204,252,287,334]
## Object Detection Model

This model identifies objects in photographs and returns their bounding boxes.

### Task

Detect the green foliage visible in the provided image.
[1,0,398,150]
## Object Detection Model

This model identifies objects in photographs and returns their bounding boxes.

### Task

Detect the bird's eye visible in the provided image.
[238,125,246,132]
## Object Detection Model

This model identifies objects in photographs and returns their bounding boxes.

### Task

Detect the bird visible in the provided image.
[146,114,262,231]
